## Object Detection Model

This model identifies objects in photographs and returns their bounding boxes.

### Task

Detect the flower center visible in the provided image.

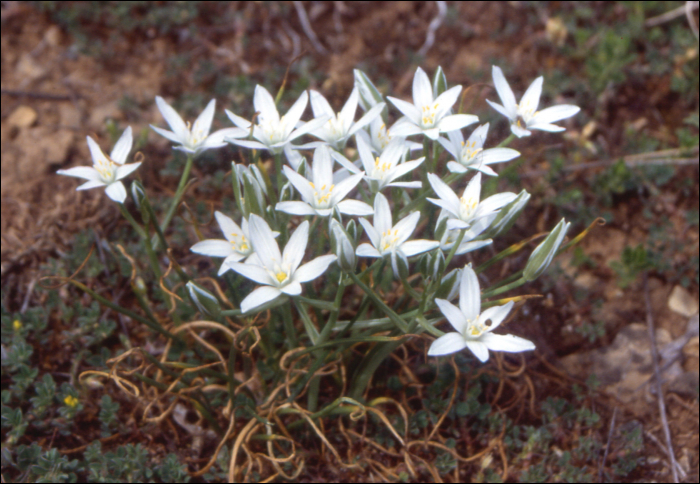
[229,231,252,255]
[421,103,440,128]
[459,195,479,222]
[260,115,288,147]
[186,120,205,148]
[275,271,288,283]
[465,319,487,339]
[94,156,118,183]
[372,156,392,179]
[325,117,346,141]
[516,101,537,125]
[374,123,391,150]
[379,228,400,253]
[460,140,483,164]
[309,181,335,208]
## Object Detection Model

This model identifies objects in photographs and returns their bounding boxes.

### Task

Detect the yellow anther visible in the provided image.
[275,272,287,283]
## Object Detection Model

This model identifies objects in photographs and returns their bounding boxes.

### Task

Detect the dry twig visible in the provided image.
[293,1,328,54]
[643,271,680,483]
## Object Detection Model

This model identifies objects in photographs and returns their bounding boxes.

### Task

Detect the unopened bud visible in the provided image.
[330,219,356,272]
[131,180,146,210]
[523,218,570,281]
[434,216,449,242]
[186,281,221,319]
[484,189,530,239]
[436,268,462,301]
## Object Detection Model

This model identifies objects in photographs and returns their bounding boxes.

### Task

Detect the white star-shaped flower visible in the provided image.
[439,124,520,176]
[486,66,580,138]
[428,264,535,361]
[308,87,385,150]
[228,214,336,313]
[57,127,140,203]
[150,97,246,155]
[356,192,439,278]
[427,172,517,231]
[276,145,373,217]
[334,136,424,193]
[387,67,478,140]
[191,212,275,276]
[225,86,328,154]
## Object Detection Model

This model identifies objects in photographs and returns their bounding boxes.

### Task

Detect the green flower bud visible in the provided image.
[523,218,570,281]
[330,219,356,272]
[186,281,221,319]
[131,180,146,210]
[483,189,530,239]
[434,216,449,243]
[436,268,462,301]
[345,219,358,244]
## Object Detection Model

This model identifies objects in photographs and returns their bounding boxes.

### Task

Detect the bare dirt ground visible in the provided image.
[1,2,698,482]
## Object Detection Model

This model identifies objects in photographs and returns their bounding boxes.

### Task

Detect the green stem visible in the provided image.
[480,276,526,299]
[154,153,195,250]
[496,133,516,148]
[443,228,467,270]
[282,300,297,349]
[348,272,408,333]
[119,204,161,280]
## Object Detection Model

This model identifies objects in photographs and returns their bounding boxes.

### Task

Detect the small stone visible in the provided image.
[7,106,37,128]
[668,285,698,317]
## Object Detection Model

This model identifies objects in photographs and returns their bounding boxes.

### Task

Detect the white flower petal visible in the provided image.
[435,298,468,334]
[275,201,318,216]
[241,286,282,313]
[358,218,380,249]
[428,173,461,214]
[479,332,535,353]
[428,332,468,356]
[373,192,392,235]
[337,199,374,216]
[155,96,189,141]
[356,242,382,258]
[229,262,276,286]
[392,211,420,246]
[387,97,421,125]
[283,165,315,202]
[531,104,580,124]
[254,85,280,124]
[110,126,133,164]
[247,214,282,269]
[478,301,514,333]
[224,109,253,130]
[519,76,543,117]
[465,340,490,362]
[412,66,433,107]
[480,148,520,165]
[104,182,127,203]
[491,66,517,117]
[57,166,100,181]
[191,239,233,258]
[283,220,309,273]
[76,179,107,190]
[310,90,335,118]
[281,281,302,296]
[115,162,141,180]
[400,239,439,257]
[193,99,216,139]
[485,99,513,121]
[294,254,336,282]
[436,114,478,133]
[459,266,481,321]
